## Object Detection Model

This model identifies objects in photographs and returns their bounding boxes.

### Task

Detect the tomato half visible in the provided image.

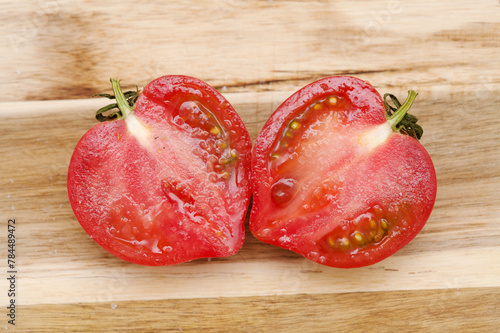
[67,75,252,266]
[250,76,436,268]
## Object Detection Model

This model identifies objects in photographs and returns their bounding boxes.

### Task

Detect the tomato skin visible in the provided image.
[68,75,252,266]
[250,76,436,268]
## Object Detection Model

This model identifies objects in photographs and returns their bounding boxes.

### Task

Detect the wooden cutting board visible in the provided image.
[1,1,499,332]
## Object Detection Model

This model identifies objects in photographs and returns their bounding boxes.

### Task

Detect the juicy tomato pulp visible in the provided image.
[67,76,252,266]
[250,76,436,268]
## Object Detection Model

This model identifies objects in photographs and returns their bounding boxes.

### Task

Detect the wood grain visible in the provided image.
[1,0,499,331]
[0,1,499,100]
[17,288,500,332]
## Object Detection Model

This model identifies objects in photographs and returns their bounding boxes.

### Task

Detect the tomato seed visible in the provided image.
[328,96,338,105]
[210,127,220,135]
[380,219,389,231]
[230,149,238,159]
[352,232,365,246]
[328,236,351,251]
[327,236,336,248]
[289,120,301,130]
[373,229,385,243]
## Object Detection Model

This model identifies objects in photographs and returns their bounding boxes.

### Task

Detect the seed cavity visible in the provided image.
[173,99,238,182]
[326,208,392,252]
[269,94,345,163]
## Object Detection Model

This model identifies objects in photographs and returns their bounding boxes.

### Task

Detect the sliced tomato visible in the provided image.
[250,76,436,268]
[67,75,252,266]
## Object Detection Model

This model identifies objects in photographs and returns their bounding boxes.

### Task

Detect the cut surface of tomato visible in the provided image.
[67,75,252,266]
[250,76,436,268]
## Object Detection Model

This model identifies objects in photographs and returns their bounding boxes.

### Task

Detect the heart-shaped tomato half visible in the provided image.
[68,75,252,266]
[250,76,436,268]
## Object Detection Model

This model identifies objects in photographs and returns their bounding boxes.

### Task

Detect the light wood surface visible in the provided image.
[1,0,500,332]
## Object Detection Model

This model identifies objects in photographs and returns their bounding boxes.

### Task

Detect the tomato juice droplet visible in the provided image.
[271,178,297,206]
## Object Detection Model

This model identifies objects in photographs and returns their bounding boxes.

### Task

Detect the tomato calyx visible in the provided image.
[94,79,141,122]
[385,90,422,140]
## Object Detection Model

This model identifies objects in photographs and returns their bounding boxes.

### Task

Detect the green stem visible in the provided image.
[110,79,133,119]
[93,79,141,122]
[387,90,418,130]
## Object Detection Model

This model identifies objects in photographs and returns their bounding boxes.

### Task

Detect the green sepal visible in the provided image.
[93,83,141,122]
[95,103,121,122]
[384,91,423,140]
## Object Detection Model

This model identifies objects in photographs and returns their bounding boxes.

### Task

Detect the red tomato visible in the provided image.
[67,75,252,266]
[250,76,436,268]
